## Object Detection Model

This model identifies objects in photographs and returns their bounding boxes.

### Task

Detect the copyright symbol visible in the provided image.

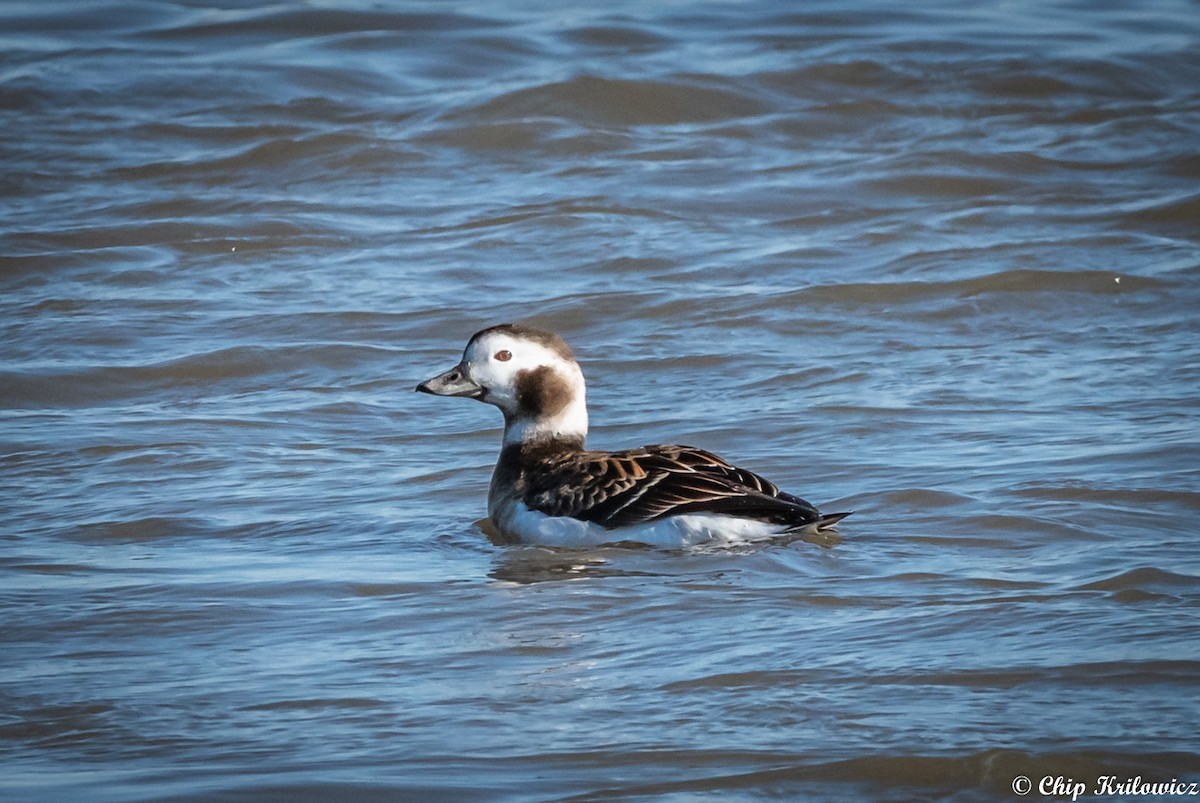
[1012,775,1032,796]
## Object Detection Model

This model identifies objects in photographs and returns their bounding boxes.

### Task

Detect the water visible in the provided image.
[3,0,1199,799]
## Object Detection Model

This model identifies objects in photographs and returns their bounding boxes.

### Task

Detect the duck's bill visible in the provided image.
[415,364,484,398]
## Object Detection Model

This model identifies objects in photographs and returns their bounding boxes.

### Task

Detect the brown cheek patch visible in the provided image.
[515,366,572,418]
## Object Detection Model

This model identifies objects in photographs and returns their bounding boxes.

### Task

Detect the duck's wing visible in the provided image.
[524,444,844,531]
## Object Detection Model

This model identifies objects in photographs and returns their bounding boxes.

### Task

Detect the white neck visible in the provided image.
[502,394,589,448]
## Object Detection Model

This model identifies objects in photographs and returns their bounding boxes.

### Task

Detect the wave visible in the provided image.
[779,268,1166,308]
[1121,192,1200,231]
[1013,483,1200,512]
[446,74,770,128]
[63,515,214,544]
[663,659,1200,693]
[0,343,395,408]
[107,129,422,189]
[238,697,386,712]
[174,747,1195,800]
[1077,567,1200,593]
[560,747,1200,799]
[139,7,502,41]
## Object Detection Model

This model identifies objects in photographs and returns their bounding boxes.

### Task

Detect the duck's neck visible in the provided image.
[501,399,588,450]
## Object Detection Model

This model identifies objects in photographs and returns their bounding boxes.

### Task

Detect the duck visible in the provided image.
[416,323,850,548]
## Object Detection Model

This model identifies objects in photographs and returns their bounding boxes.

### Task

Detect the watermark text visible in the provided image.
[1010,775,1199,799]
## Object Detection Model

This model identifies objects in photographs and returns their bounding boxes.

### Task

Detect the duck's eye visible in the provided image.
[494,350,512,362]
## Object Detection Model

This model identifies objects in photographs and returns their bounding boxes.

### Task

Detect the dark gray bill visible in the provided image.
[415,364,484,398]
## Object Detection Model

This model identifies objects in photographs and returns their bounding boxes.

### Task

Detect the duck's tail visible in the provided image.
[778,510,851,549]
[781,510,852,535]
[815,511,852,531]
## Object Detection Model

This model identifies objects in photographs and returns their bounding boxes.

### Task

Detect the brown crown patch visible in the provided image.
[468,323,575,363]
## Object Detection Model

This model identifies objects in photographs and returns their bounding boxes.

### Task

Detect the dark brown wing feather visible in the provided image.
[524,444,834,530]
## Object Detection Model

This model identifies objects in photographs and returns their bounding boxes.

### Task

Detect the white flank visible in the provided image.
[497,502,789,549]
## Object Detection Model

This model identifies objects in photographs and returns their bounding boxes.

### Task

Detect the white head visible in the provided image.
[416,324,588,448]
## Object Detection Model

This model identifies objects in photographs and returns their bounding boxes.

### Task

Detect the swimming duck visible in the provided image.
[416,324,849,547]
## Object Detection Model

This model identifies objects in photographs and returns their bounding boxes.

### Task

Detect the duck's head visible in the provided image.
[416,324,588,447]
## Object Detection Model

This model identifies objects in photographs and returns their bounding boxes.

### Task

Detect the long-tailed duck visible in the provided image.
[416,324,850,548]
